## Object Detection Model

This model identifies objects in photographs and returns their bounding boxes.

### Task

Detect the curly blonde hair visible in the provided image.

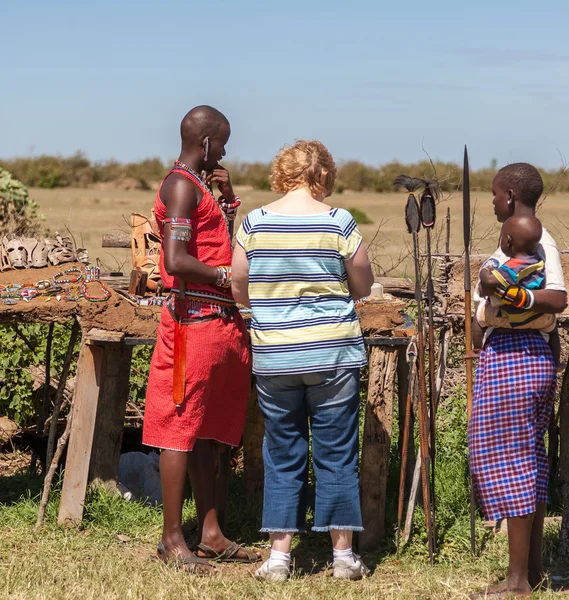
[269,140,337,198]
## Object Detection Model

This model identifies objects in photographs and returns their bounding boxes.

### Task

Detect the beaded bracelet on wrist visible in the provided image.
[215,266,232,288]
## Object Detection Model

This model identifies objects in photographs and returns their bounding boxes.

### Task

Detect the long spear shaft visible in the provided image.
[397,344,417,555]
[412,230,435,564]
[463,145,476,555]
[426,226,437,528]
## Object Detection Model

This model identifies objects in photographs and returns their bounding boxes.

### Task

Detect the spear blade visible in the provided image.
[463,146,471,291]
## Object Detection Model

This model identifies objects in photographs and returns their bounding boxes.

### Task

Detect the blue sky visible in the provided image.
[2,0,569,169]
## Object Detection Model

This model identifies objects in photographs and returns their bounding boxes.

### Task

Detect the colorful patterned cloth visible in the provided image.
[235,208,367,376]
[469,331,556,520]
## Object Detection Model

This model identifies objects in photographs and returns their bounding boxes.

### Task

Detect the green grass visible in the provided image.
[1,461,567,599]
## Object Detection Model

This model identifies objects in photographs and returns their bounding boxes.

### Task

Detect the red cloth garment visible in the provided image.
[143,307,250,450]
[142,169,251,451]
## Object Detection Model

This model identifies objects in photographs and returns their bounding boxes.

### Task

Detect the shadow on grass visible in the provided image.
[0,471,44,506]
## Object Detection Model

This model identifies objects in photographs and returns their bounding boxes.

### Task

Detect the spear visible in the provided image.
[463,146,476,555]
[420,183,438,530]
[394,175,436,563]
[397,339,417,555]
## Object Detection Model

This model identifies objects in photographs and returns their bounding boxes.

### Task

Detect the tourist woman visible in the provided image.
[232,140,374,581]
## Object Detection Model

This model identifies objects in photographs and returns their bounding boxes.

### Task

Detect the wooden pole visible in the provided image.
[36,398,75,528]
[46,321,80,467]
[30,323,54,475]
[58,342,104,526]
[402,326,451,544]
[359,345,397,552]
[89,341,134,490]
[397,345,417,552]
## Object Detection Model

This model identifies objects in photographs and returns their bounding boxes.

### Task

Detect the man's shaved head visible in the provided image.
[180,105,229,147]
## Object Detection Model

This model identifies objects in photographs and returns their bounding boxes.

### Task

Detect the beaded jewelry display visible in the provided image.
[54,267,83,285]
[215,266,232,288]
[81,280,112,302]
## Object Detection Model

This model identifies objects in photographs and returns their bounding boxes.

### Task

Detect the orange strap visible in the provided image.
[173,279,187,406]
[173,321,187,406]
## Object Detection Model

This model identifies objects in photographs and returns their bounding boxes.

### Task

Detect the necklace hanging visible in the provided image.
[173,160,230,233]
[173,161,209,189]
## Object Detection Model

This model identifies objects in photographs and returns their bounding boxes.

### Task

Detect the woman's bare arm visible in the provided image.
[231,243,251,307]
[344,244,374,301]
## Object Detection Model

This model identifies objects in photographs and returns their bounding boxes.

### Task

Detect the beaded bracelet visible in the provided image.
[36,280,52,291]
[20,287,38,300]
[85,265,100,282]
[81,280,112,302]
[215,266,232,288]
[66,284,82,301]
[54,268,83,285]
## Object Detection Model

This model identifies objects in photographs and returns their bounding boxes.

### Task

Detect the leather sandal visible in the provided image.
[196,541,262,563]
[156,541,215,576]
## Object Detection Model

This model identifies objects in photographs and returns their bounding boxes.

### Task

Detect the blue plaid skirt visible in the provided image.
[468,331,556,521]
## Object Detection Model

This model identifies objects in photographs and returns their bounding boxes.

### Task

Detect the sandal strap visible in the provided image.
[197,541,257,561]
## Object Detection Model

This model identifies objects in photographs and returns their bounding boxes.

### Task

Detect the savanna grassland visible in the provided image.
[32,186,569,277]
[2,185,569,599]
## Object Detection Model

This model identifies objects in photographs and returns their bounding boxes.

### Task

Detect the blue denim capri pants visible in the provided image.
[256,368,363,533]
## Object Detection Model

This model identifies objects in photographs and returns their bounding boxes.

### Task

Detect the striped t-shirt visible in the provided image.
[236,207,368,376]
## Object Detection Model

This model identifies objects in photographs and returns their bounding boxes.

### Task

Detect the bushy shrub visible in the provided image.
[1,153,568,194]
[347,207,373,224]
[0,168,41,236]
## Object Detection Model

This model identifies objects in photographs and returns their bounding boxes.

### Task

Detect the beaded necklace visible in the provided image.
[173,161,210,190]
[172,160,230,232]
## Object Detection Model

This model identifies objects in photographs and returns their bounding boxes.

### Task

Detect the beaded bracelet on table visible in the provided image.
[85,265,100,282]
[81,280,112,302]
[53,267,83,285]
[66,284,82,302]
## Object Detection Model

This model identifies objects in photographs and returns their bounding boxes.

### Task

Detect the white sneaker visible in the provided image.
[332,553,370,580]
[255,559,290,582]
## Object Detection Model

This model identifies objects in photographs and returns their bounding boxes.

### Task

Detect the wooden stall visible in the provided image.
[0,262,415,551]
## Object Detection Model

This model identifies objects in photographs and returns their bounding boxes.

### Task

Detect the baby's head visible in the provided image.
[269,140,337,200]
[500,215,542,257]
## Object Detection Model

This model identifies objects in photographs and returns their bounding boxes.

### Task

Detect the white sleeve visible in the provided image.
[540,229,566,292]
